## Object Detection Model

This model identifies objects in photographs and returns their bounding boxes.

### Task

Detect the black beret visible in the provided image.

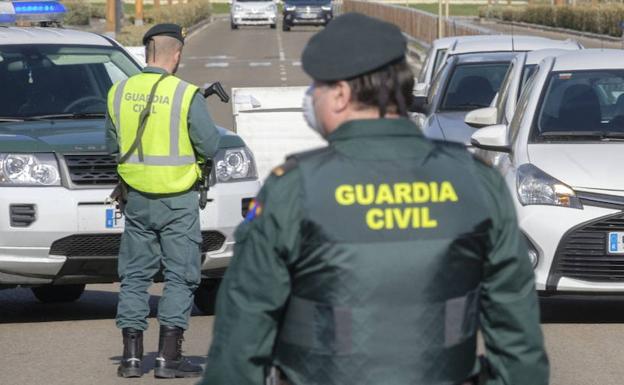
[142,23,185,45]
[302,13,407,82]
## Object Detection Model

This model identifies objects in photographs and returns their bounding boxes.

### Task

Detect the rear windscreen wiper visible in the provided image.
[0,117,25,122]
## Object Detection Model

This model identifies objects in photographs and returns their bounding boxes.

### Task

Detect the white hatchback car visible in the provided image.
[471,49,624,294]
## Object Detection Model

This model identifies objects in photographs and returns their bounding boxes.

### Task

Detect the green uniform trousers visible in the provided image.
[116,188,202,331]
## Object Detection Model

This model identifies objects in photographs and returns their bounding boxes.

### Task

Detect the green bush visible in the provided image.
[483,4,624,37]
[62,0,91,25]
[90,3,107,19]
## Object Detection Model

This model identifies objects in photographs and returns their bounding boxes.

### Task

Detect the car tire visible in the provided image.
[231,22,238,30]
[31,284,86,303]
[193,279,222,315]
[282,24,290,32]
[270,23,276,29]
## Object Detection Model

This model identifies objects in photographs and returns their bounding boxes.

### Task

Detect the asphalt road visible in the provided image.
[3,16,624,385]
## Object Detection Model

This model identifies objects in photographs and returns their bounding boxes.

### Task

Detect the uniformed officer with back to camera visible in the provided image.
[105,23,221,379]
[199,12,549,385]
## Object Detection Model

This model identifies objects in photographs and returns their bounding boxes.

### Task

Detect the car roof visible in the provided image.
[0,27,112,46]
[431,34,492,50]
[552,49,624,71]
[455,51,517,64]
[525,47,581,65]
[448,35,580,56]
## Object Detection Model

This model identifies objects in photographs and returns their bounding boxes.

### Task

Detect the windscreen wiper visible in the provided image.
[541,131,624,141]
[0,117,25,122]
[26,112,106,120]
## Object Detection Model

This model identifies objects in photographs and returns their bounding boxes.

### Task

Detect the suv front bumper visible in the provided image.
[0,180,260,286]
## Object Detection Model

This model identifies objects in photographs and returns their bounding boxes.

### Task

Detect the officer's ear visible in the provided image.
[331,81,352,113]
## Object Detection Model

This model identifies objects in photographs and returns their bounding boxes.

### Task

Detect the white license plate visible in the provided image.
[105,207,124,229]
[300,13,317,19]
[608,232,624,254]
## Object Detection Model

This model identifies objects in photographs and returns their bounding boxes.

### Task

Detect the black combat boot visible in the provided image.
[154,325,202,378]
[117,328,143,378]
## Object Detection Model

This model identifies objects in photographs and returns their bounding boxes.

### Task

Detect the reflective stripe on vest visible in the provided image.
[107,73,200,194]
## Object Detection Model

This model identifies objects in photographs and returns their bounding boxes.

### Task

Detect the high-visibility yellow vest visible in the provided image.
[108,73,200,194]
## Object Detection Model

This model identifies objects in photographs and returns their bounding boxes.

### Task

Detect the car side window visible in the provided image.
[428,61,447,105]
[496,62,515,124]
[418,47,434,83]
[508,70,538,144]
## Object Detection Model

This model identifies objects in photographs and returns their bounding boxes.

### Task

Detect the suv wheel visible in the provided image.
[194,279,222,315]
[282,23,290,32]
[270,23,276,29]
[31,284,86,303]
[231,22,238,30]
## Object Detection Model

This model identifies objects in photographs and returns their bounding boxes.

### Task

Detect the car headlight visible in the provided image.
[234,4,243,12]
[215,147,257,183]
[285,5,296,11]
[321,5,332,11]
[267,4,277,12]
[0,153,60,186]
[516,163,582,209]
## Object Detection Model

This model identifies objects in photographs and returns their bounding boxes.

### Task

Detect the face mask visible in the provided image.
[302,86,325,137]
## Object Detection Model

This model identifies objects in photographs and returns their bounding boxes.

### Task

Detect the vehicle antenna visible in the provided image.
[511,22,515,52]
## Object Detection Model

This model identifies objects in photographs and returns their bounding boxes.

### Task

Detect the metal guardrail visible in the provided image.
[343,0,491,47]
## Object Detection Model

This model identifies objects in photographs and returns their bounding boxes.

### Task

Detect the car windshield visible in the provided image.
[286,0,328,2]
[237,0,273,2]
[536,70,624,139]
[440,62,510,111]
[0,45,140,119]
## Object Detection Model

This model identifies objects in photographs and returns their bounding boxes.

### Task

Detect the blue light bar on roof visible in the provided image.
[12,1,66,15]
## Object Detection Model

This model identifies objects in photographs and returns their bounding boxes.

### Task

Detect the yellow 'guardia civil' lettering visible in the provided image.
[335,182,459,206]
[366,207,438,230]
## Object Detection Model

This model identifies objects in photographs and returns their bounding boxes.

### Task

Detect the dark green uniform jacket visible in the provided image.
[200,118,549,385]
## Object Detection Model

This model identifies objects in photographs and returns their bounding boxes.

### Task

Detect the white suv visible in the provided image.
[471,49,624,294]
[0,26,260,313]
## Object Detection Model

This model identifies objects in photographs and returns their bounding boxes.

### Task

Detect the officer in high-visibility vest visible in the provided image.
[199,13,549,385]
[105,23,220,379]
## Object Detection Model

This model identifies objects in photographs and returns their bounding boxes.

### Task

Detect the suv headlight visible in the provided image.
[321,5,332,10]
[285,5,296,11]
[0,153,60,186]
[267,3,277,12]
[233,4,243,12]
[516,163,582,209]
[215,147,257,183]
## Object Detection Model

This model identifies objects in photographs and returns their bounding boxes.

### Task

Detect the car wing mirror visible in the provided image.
[465,106,498,129]
[409,96,429,114]
[470,124,510,153]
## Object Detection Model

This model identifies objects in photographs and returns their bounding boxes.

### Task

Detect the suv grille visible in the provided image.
[50,231,226,257]
[64,154,118,186]
[550,214,624,287]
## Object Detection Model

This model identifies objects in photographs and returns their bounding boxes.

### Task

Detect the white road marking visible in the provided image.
[249,62,272,67]
[281,77,287,82]
[205,62,229,68]
[276,30,286,62]
[292,61,301,66]
[179,63,186,68]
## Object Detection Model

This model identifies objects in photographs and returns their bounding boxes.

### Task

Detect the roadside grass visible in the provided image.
[211,2,230,14]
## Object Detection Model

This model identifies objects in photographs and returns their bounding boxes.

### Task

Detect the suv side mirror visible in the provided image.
[470,124,510,153]
[465,107,497,128]
[410,96,428,114]
[413,82,428,98]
